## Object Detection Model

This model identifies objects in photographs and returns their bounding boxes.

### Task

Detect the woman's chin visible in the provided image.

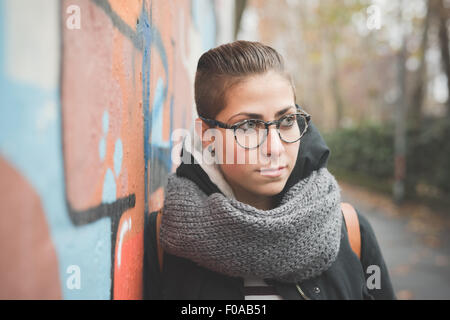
[248,179,287,197]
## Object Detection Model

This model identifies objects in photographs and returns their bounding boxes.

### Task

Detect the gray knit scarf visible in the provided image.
[159,167,343,284]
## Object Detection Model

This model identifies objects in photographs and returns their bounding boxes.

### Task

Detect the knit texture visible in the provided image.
[159,167,343,283]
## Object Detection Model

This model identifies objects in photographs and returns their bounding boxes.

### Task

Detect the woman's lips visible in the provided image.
[257,166,287,177]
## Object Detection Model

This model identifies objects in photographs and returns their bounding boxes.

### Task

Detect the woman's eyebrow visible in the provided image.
[227,105,295,123]
[274,105,296,117]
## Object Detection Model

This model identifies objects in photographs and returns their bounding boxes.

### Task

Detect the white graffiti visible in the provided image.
[117,217,132,268]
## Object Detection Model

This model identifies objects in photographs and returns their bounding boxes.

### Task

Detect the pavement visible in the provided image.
[339,181,450,300]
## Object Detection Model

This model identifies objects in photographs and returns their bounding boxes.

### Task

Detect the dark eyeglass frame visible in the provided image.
[199,104,312,149]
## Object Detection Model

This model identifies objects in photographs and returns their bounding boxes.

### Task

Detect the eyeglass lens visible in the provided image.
[234,114,307,149]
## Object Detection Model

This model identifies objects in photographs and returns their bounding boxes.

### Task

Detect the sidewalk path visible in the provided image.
[339,181,450,300]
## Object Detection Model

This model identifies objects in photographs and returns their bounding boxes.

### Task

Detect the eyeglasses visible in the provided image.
[199,105,311,149]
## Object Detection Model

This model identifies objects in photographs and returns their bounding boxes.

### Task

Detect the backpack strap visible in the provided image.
[341,202,361,259]
[156,209,164,272]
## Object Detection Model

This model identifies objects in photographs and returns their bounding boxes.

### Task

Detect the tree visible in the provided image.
[436,0,450,116]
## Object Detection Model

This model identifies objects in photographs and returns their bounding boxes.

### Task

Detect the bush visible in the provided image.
[407,118,450,196]
[324,119,450,200]
[324,124,394,181]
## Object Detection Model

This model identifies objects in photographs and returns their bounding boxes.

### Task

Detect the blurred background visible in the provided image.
[0,0,449,299]
[236,0,450,299]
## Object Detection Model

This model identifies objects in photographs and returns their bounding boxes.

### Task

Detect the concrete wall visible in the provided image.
[0,0,235,299]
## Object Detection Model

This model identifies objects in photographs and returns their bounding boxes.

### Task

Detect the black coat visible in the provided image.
[143,123,396,300]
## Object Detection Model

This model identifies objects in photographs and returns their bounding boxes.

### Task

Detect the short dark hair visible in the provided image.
[194,40,296,119]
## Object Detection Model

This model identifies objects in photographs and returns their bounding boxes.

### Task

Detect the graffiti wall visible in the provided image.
[0,0,235,299]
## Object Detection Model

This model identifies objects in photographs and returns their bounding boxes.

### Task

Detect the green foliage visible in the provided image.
[407,118,450,195]
[324,123,394,180]
[324,119,450,200]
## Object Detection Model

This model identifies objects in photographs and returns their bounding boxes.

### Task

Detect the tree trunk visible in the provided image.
[394,0,408,203]
[330,47,345,128]
[409,0,431,130]
[437,0,450,117]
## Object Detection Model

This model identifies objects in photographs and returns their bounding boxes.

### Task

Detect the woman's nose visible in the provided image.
[261,127,284,157]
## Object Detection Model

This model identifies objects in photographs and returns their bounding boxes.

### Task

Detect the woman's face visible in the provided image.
[204,70,300,204]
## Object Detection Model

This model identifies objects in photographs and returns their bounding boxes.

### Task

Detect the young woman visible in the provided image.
[143,40,396,300]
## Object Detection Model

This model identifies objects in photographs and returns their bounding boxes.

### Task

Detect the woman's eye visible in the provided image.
[240,120,258,131]
[280,115,296,127]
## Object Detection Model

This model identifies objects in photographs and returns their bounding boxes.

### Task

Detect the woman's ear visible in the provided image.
[194,117,212,150]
